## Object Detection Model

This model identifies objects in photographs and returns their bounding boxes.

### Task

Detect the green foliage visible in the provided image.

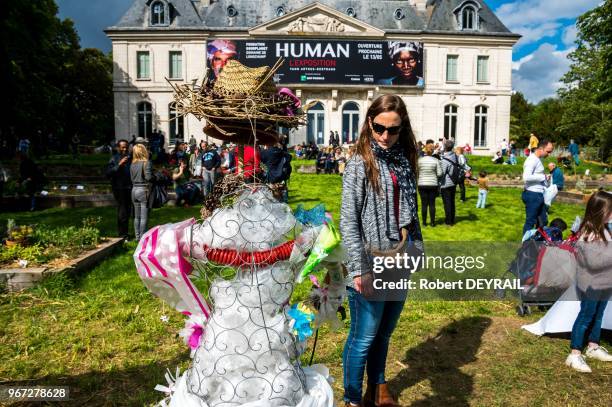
[527,98,567,142]
[31,224,100,250]
[0,243,44,264]
[558,1,612,161]
[31,271,76,299]
[0,218,101,265]
[1,1,113,150]
[510,92,533,145]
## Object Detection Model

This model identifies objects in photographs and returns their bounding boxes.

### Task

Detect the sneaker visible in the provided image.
[565,353,592,372]
[585,346,612,362]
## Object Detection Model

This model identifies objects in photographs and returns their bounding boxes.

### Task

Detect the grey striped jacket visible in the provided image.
[417,155,443,187]
[340,154,420,287]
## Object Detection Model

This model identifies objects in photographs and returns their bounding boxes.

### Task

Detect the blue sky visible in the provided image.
[56,0,601,103]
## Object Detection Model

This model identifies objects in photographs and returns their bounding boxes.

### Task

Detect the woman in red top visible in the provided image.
[233,145,262,182]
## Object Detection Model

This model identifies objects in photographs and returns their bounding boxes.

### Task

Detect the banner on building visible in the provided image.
[206,39,424,87]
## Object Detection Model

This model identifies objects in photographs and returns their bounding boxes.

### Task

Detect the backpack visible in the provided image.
[202,151,217,170]
[442,156,463,184]
[267,152,292,183]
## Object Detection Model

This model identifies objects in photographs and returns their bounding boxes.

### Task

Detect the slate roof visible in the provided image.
[107,0,517,37]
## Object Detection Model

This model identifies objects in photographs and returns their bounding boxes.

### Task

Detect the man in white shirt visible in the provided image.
[522,139,553,234]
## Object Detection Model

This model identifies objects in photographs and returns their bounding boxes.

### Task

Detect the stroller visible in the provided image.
[497,226,576,316]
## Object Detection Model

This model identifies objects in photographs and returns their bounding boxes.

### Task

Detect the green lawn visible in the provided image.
[1,173,610,406]
[293,154,610,178]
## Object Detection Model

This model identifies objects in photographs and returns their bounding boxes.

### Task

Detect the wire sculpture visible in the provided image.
[135,185,343,406]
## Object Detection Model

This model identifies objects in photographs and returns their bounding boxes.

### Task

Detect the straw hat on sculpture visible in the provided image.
[169,59,305,145]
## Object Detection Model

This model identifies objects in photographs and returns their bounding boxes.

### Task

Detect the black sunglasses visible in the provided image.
[371,122,402,136]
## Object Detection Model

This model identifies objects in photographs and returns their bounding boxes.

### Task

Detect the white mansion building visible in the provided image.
[107,0,519,153]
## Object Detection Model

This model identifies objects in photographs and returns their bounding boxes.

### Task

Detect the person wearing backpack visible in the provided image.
[455,146,469,202]
[201,144,221,196]
[440,139,459,226]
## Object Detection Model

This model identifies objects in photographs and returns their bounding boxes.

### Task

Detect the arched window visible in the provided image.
[474,105,487,147]
[462,7,475,30]
[169,102,184,144]
[307,102,325,145]
[138,102,153,139]
[342,102,360,144]
[454,1,480,31]
[151,1,167,26]
[444,104,458,140]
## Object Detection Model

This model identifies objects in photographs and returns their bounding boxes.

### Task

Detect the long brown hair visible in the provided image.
[579,189,612,242]
[355,95,418,193]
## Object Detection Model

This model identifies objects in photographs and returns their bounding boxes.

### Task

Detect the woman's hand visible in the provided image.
[353,273,373,297]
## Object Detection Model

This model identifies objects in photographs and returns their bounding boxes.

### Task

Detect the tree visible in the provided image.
[558,0,612,161]
[0,0,113,156]
[510,92,533,146]
[527,98,566,143]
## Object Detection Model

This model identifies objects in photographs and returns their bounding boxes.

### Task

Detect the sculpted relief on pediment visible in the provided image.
[287,15,346,33]
[249,3,385,37]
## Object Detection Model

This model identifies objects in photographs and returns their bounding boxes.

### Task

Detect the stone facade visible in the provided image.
[107,0,519,154]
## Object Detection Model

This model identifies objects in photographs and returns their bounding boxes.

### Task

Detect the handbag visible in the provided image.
[143,164,168,209]
[533,243,576,290]
[544,183,558,206]
[148,183,168,209]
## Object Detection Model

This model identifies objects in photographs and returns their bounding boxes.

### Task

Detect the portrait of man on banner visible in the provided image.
[207,39,238,78]
[378,41,424,87]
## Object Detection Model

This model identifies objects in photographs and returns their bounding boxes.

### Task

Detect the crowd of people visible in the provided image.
[105,136,292,240]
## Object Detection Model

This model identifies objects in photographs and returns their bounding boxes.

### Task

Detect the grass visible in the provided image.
[292,154,610,178]
[0,173,610,406]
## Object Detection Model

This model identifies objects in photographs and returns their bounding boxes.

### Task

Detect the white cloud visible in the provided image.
[512,43,572,103]
[496,0,599,28]
[512,53,534,71]
[511,22,560,47]
[562,24,578,46]
[495,0,599,48]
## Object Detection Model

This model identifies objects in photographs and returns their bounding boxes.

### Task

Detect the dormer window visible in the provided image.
[150,1,169,26]
[276,6,285,17]
[462,7,475,29]
[454,1,481,31]
[346,7,356,18]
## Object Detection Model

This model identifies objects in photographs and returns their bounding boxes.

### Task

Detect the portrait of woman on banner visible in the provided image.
[378,41,424,87]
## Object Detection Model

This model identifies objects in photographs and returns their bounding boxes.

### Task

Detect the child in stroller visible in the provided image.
[521,218,567,243]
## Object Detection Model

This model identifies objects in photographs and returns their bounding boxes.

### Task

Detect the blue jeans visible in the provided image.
[521,190,548,235]
[343,288,405,403]
[570,300,608,350]
[476,189,488,208]
[132,186,149,241]
[202,168,215,196]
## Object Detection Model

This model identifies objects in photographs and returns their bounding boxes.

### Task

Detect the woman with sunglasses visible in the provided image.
[341,95,422,407]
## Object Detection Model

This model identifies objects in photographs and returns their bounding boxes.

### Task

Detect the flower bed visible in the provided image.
[0,217,102,269]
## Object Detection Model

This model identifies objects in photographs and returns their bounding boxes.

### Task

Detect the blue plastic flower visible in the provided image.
[287,303,315,342]
[294,204,327,227]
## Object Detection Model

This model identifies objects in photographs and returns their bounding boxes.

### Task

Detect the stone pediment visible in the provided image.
[249,2,385,37]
